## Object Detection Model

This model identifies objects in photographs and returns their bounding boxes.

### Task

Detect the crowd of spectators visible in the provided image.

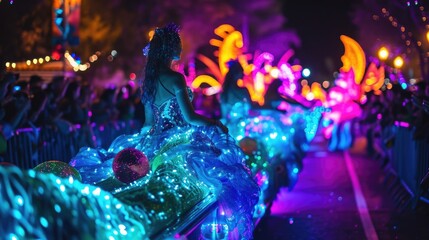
[0,70,145,156]
[1,68,428,164]
[360,80,429,159]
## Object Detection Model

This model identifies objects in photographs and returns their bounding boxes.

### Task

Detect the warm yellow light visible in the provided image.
[191,75,221,94]
[79,64,88,71]
[393,56,404,68]
[426,31,429,43]
[5,62,10,68]
[306,92,315,101]
[270,68,280,78]
[11,63,16,68]
[148,30,154,41]
[263,64,272,73]
[192,75,219,88]
[214,24,236,38]
[209,39,223,47]
[301,85,310,96]
[378,47,389,61]
[38,58,44,64]
[218,30,243,76]
[45,56,50,62]
[33,59,38,64]
[26,60,31,65]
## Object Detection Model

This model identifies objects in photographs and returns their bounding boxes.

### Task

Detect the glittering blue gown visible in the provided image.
[1,89,259,239]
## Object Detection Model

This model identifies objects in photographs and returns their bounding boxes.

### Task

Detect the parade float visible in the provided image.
[189,24,325,219]
[1,23,326,240]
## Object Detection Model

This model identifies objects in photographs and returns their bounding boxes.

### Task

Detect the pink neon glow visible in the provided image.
[277,49,294,67]
[322,68,363,140]
[377,114,382,120]
[190,24,305,106]
[394,121,410,128]
[255,171,269,187]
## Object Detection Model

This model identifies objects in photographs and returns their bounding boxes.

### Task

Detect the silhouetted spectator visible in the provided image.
[29,75,44,94]
[90,87,119,125]
[220,60,251,119]
[116,84,135,121]
[1,90,31,134]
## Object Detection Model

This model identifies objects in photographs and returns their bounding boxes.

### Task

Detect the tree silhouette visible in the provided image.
[1,0,300,83]
[353,0,429,82]
[0,0,51,62]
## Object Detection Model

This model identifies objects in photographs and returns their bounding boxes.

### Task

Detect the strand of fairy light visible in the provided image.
[373,3,429,57]
[5,51,102,72]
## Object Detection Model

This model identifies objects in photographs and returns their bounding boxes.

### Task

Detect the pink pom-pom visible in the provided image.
[113,148,149,183]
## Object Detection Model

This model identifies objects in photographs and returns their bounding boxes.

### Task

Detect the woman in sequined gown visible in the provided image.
[1,24,259,239]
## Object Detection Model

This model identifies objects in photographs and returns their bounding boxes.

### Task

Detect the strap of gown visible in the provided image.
[159,80,175,96]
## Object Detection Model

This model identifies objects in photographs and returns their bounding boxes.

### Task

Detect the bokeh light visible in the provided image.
[393,56,404,68]
[378,47,389,60]
[302,68,311,77]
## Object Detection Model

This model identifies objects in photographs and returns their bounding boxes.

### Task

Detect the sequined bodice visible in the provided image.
[149,88,193,134]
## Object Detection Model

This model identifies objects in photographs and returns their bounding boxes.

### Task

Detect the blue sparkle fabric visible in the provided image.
[69,91,260,239]
[0,166,151,239]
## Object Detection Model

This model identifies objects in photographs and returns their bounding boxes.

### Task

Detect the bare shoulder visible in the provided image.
[161,70,186,90]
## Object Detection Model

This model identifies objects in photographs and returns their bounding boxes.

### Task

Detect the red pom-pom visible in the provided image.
[113,148,149,183]
[239,137,258,155]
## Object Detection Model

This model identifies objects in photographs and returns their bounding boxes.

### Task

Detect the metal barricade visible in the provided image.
[5,128,36,168]
[38,126,79,164]
[387,123,429,207]
[3,120,143,169]
[92,120,142,149]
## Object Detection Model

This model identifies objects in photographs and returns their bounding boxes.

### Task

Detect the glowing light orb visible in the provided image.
[393,56,404,68]
[302,68,311,77]
[113,148,149,183]
[378,47,389,60]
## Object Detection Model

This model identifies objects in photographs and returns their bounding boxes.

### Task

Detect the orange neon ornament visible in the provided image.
[362,62,385,93]
[339,35,366,85]
[192,24,245,95]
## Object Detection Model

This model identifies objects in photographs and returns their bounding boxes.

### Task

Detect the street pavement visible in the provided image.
[253,134,429,240]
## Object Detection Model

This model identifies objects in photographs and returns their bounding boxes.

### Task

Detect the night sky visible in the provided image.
[0,0,362,82]
[282,0,361,81]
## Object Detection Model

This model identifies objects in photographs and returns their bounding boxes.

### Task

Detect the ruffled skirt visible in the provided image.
[70,124,260,239]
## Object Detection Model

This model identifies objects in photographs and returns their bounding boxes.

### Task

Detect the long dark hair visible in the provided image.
[142,23,181,104]
[220,60,245,103]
